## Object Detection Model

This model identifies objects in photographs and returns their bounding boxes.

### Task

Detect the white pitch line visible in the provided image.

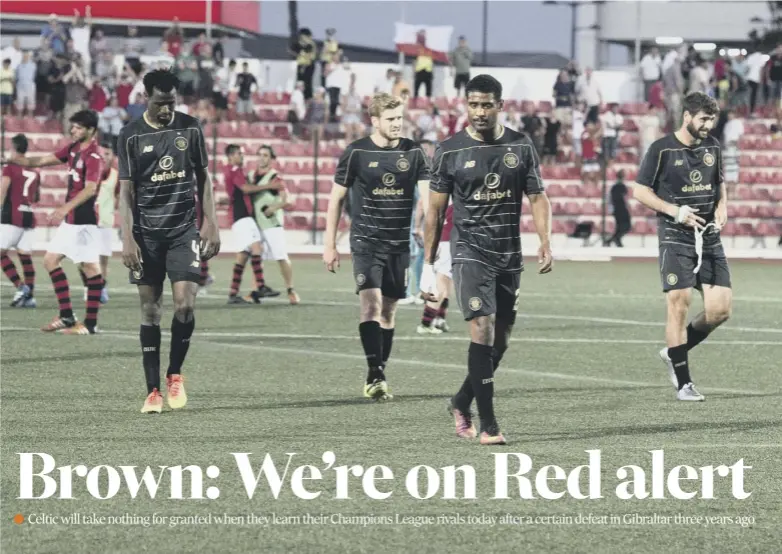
[4,327,769,396]
[632,444,782,449]
[2,327,781,346]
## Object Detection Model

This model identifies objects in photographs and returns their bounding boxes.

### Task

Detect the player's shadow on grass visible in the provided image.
[2,351,139,366]
[526,419,782,442]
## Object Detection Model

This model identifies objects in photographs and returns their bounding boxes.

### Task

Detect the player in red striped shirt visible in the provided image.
[10,110,105,335]
[418,204,453,334]
[1,134,40,308]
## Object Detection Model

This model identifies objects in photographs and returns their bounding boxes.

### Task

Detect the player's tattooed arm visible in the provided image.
[118,179,142,271]
[323,183,348,272]
[528,192,554,274]
[196,167,221,260]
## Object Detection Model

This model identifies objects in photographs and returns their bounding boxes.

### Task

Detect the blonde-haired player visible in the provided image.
[323,93,431,401]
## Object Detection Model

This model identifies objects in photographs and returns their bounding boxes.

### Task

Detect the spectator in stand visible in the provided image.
[663,50,685,130]
[521,104,544,155]
[70,8,91,71]
[213,59,236,121]
[500,104,521,131]
[639,103,662,162]
[552,69,574,126]
[639,46,662,101]
[115,72,134,108]
[319,28,339,88]
[730,53,749,109]
[648,78,664,110]
[163,18,184,59]
[325,52,350,122]
[745,48,766,115]
[605,170,630,247]
[99,96,127,153]
[197,59,214,101]
[308,87,328,142]
[212,35,227,67]
[688,57,710,95]
[572,101,586,171]
[0,59,13,115]
[124,26,145,75]
[88,78,108,113]
[580,121,601,187]
[34,41,54,113]
[94,51,115,85]
[89,28,109,75]
[565,60,580,80]
[15,51,37,116]
[341,75,364,143]
[392,71,411,98]
[292,28,316,100]
[125,93,146,121]
[374,68,396,94]
[542,113,561,166]
[449,36,472,97]
[62,56,88,127]
[769,45,782,107]
[194,99,211,124]
[177,59,197,103]
[416,104,443,142]
[577,67,602,123]
[413,43,434,98]
[288,80,307,139]
[681,46,699,85]
[1,38,22,71]
[48,56,67,123]
[599,103,623,168]
[722,110,744,197]
[235,62,258,119]
[42,15,68,56]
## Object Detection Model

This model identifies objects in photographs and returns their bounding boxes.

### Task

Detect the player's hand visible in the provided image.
[538,243,553,274]
[674,205,706,230]
[419,263,439,302]
[323,245,340,272]
[200,224,221,261]
[48,207,68,225]
[121,237,142,271]
[715,202,728,230]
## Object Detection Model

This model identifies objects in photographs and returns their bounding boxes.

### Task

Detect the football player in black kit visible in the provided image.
[118,69,221,414]
[323,93,431,401]
[633,92,731,402]
[421,75,553,445]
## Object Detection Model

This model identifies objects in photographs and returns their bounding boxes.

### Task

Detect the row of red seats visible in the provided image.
[739,136,782,151]
[739,170,782,185]
[739,153,782,168]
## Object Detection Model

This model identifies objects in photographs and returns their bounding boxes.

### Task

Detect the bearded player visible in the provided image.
[118,69,220,413]
[10,110,106,335]
[421,75,553,445]
[323,93,431,401]
[1,134,39,308]
[633,92,730,402]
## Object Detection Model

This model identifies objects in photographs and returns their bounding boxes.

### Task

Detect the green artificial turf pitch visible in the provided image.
[1,257,780,553]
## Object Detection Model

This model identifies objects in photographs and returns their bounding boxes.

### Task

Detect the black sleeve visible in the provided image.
[429,144,453,194]
[522,140,545,195]
[334,145,356,187]
[191,123,209,169]
[635,140,663,190]
[117,127,132,180]
[415,147,432,182]
[714,147,724,187]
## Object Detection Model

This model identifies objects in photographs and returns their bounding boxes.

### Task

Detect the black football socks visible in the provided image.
[668,344,691,389]
[381,327,394,367]
[467,342,496,430]
[685,323,710,351]
[140,324,161,394]
[168,315,195,377]
[359,321,384,383]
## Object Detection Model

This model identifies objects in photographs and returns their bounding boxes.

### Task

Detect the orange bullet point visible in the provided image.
[13,514,24,524]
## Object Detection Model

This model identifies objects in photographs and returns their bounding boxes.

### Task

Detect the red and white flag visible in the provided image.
[394,22,454,63]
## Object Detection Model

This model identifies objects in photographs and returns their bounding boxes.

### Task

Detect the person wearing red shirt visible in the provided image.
[223,144,279,304]
[1,134,40,308]
[580,121,601,186]
[10,110,105,335]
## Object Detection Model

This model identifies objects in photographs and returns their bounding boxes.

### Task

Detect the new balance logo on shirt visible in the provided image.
[143,145,154,153]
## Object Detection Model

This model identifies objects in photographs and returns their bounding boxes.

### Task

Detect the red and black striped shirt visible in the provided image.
[54,139,104,225]
[1,164,40,228]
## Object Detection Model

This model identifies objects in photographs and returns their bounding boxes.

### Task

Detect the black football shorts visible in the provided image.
[453,261,520,322]
[129,226,201,286]
[659,242,732,292]
[352,251,410,300]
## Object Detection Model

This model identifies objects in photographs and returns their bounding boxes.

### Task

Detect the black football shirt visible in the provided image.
[636,133,723,248]
[335,136,431,254]
[118,111,209,240]
[430,127,544,273]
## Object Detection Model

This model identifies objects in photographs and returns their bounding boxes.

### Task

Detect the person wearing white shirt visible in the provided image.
[99,96,127,152]
[0,38,23,71]
[374,68,395,94]
[688,59,711,95]
[324,55,350,121]
[572,103,586,167]
[640,47,662,100]
[15,51,37,115]
[415,105,442,142]
[639,104,662,162]
[600,104,624,164]
[745,50,767,114]
[577,67,602,123]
